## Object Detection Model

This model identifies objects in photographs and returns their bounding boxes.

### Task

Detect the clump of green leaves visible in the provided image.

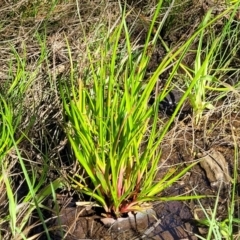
[184,4,240,124]
[60,2,204,218]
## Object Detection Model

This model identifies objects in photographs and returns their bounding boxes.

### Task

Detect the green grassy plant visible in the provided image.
[60,2,207,218]
[184,4,240,124]
[156,2,240,125]
[194,182,239,240]
[0,37,62,239]
[195,132,239,240]
[1,0,239,238]
[0,93,42,239]
[186,11,216,124]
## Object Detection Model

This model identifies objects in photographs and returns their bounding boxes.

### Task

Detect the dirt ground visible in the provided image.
[1,0,240,239]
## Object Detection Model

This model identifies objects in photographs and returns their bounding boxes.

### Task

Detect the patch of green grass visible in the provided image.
[60,1,214,218]
[157,2,240,124]
[195,135,239,240]
[1,0,240,238]
[185,4,240,124]
[0,29,63,239]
